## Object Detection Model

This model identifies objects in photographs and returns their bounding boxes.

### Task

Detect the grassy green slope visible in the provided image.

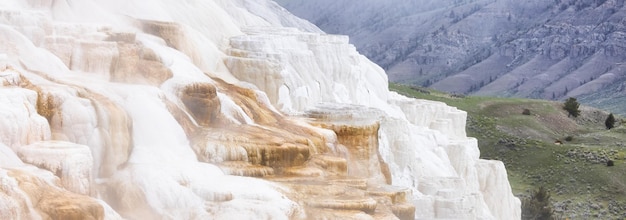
[390,83,626,219]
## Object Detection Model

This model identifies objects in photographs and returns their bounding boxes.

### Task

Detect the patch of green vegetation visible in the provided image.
[390,83,626,219]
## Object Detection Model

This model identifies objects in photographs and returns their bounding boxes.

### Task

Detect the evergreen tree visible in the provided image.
[563,97,581,118]
[605,113,616,129]
[522,186,555,220]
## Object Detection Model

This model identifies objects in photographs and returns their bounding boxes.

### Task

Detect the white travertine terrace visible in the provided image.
[0,0,520,219]
[17,141,94,195]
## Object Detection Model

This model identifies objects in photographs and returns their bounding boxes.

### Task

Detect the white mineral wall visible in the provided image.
[0,143,23,167]
[0,87,51,150]
[226,27,391,115]
[225,24,521,219]
[0,0,520,219]
[17,141,94,195]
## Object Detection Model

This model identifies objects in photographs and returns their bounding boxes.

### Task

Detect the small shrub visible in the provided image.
[522,186,556,220]
[563,97,581,118]
[605,113,616,129]
[451,93,465,98]
[607,160,615,167]
[409,86,431,94]
[522,109,531,115]
[565,136,574,142]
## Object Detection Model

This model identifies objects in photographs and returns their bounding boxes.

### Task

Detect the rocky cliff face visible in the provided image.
[0,0,519,219]
[278,0,626,115]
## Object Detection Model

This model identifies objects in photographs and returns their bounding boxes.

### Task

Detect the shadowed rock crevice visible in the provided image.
[181,83,221,126]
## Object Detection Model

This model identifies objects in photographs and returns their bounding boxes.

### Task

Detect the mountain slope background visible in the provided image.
[276,0,626,115]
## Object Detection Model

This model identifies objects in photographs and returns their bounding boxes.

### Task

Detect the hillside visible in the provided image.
[277,0,626,115]
[391,83,626,219]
